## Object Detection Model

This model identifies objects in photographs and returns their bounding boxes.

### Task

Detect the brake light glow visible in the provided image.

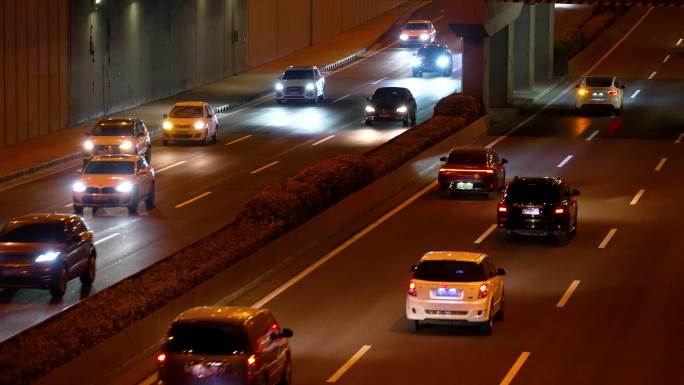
[408,280,417,296]
[554,207,565,214]
[497,204,507,213]
[440,168,494,174]
[608,89,618,96]
[578,88,588,96]
[157,353,166,364]
[477,283,489,298]
[247,354,257,367]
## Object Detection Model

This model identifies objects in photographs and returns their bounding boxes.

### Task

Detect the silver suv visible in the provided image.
[275,66,326,104]
[83,118,152,163]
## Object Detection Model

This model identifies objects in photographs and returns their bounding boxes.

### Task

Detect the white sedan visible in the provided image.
[575,76,625,115]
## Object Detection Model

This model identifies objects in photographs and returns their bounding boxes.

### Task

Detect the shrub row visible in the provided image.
[0,93,482,385]
[554,7,626,75]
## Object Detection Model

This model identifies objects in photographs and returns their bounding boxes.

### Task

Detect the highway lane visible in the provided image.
[119,6,683,385]
[0,4,460,340]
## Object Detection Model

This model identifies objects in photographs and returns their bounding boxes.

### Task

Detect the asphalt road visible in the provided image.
[122,6,682,385]
[0,3,458,341]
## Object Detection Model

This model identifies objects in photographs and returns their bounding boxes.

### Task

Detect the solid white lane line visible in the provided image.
[499,352,531,385]
[677,38,683,46]
[250,161,280,174]
[175,192,212,208]
[370,76,387,85]
[251,181,438,309]
[556,280,581,308]
[225,134,252,146]
[675,133,683,144]
[648,71,657,80]
[156,160,187,173]
[598,228,618,249]
[663,54,671,63]
[630,189,646,206]
[586,130,599,141]
[474,224,497,244]
[485,7,653,149]
[654,157,667,171]
[312,135,336,146]
[557,155,573,168]
[333,94,350,103]
[326,345,372,383]
[630,89,641,99]
[94,233,120,246]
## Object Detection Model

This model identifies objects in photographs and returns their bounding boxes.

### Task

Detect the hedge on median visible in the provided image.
[0,93,482,385]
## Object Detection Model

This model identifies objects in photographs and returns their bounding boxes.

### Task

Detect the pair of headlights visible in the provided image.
[84,140,133,151]
[365,105,408,113]
[411,55,450,68]
[72,181,133,193]
[162,121,207,130]
[275,82,316,91]
[400,33,430,41]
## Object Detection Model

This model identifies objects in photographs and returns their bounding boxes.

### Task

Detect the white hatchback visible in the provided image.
[575,76,625,115]
[406,251,506,334]
[275,66,325,104]
[162,101,219,145]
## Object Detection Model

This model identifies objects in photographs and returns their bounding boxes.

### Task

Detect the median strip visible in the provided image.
[326,345,372,383]
[598,228,618,249]
[630,189,645,205]
[174,192,212,208]
[499,352,531,385]
[250,161,280,174]
[654,157,667,171]
[556,280,580,308]
[474,224,497,244]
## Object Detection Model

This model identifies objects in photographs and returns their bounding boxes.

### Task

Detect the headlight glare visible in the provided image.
[162,121,173,130]
[400,33,408,41]
[365,105,375,113]
[436,55,450,68]
[193,121,206,130]
[83,140,94,151]
[411,56,422,67]
[116,181,133,193]
[119,140,133,150]
[72,181,86,192]
[420,33,429,41]
[35,251,60,263]
[396,106,408,113]
[275,82,284,91]
[305,83,315,91]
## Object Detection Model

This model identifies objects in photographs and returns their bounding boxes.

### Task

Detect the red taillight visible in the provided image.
[554,207,565,214]
[247,354,257,367]
[608,89,618,96]
[408,280,417,296]
[497,204,507,213]
[477,283,489,299]
[157,353,166,364]
[439,168,494,174]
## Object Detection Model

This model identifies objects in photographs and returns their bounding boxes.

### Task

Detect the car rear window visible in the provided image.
[414,260,487,282]
[505,182,561,203]
[417,46,443,56]
[405,22,429,30]
[83,161,135,175]
[0,223,66,243]
[170,106,204,118]
[282,70,313,80]
[447,152,487,166]
[585,77,613,87]
[167,322,249,355]
[373,88,407,100]
[91,124,133,136]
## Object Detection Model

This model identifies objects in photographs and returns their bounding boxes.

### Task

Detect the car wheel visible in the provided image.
[615,106,622,116]
[571,214,578,235]
[365,118,373,126]
[479,305,494,335]
[162,139,169,146]
[494,294,505,321]
[127,189,139,214]
[402,117,410,127]
[408,319,421,332]
[145,183,156,210]
[277,358,292,385]
[49,267,68,298]
[410,113,417,126]
[73,204,84,215]
[80,253,96,285]
[212,126,218,142]
[497,229,510,243]
[202,130,209,146]
[556,230,569,246]
[145,147,152,163]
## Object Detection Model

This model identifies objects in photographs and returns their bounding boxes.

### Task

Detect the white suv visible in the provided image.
[275,66,325,104]
[406,251,506,335]
[399,20,437,47]
[575,76,625,115]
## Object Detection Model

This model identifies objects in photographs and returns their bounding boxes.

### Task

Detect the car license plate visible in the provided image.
[432,287,462,298]
[93,195,110,201]
[456,182,473,190]
[522,207,540,215]
[379,113,391,118]
[287,90,299,95]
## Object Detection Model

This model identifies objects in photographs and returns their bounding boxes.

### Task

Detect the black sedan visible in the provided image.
[411,44,453,78]
[365,87,417,127]
[0,214,96,297]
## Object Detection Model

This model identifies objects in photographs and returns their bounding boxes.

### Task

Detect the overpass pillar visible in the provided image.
[514,5,535,89]
[488,25,514,107]
[534,4,554,81]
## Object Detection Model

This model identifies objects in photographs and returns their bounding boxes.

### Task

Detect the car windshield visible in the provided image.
[405,22,429,30]
[83,161,135,175]
[282,70,313,80]
[414,260,486,282]
[505,182,561,203]
[585,77,613,87]
[447,152,487,166]
[167,322,249,355]
[90,124,133,136]
[373,88,407,100]
[418,47,444,56]
[169,106,204,118]
[0,223,66,243]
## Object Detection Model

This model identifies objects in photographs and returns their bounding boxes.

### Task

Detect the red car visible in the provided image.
[438,148,507,199]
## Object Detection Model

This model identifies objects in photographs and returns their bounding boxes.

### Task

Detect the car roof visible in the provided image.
[96,118,137,125]
[511,176,561,185]
[406,19,431,24]
[8,213,81,224]
[173,101,206,107]
[174,306,269,326]
[420,251,486,263]
[285,66,318,71]
[89,154,141,162]
[448,147,489,155]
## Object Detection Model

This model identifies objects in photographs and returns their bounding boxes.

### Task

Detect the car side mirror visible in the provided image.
[162,114,168,119]
[498,185,506,193]
[278,328,294,338]
[572,189,580,196]
[439,156,447,162]
[497,268,507,276]
[501,158,508,164]
[410,264,418,272]
[365,96,371,101]
[277,76,282,81]
[620,85,625,89]
[76,168,83,174]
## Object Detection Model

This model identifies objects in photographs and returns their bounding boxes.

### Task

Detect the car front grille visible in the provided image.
[94,145,120,154]
[285,86,303,95]
[426,310,468,316]
[172,133,195,139]
[84,187,117,194]
[174,124,191,129]
[82,196,123,205]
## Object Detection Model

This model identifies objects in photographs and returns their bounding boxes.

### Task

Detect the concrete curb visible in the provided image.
[33,115,488,385]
